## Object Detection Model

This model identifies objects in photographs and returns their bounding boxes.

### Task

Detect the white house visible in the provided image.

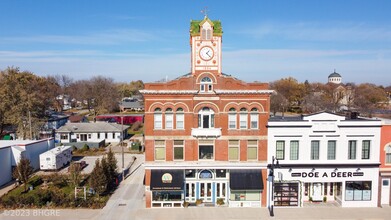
[267,112,381,208]
[57,122,129,148]
[0,138,55,186]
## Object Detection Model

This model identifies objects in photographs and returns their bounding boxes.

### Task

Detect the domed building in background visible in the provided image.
[328,70,342,84]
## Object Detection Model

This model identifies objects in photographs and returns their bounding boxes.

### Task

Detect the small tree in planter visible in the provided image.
[195,199,203,206]
[183,201,190,208]
[216,198,225,206]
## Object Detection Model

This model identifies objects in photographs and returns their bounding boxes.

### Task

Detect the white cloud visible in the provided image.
[1,49,390,86]
[0,29,155,45]
[239,22,391,42]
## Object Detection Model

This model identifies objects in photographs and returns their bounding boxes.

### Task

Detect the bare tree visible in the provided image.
[69,162,82,187]
[12,156,34,192]
[353,83,388,117]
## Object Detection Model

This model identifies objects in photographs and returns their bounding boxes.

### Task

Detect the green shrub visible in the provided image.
[81,144,90,152]
[216,198,225,206]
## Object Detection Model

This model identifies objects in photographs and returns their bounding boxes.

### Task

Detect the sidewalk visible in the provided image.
[132,206,391,220]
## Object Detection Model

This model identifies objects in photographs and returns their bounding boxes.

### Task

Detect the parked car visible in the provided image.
[68,160,87,172]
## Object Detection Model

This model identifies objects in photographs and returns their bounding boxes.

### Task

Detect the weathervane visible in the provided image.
[201,7,208,18]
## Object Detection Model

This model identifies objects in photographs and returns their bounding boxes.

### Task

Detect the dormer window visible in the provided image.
[200,77,213,92]
[201,21,213,40]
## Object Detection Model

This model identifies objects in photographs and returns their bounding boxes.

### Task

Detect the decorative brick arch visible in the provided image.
[384,142,391,151]
[223,102,265,112]
[148,102,165,112]
[193,102,220,113]
[148,102,190,113]
[196,72,217,83]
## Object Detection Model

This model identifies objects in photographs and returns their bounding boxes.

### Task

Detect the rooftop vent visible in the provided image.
[345,111,359,120]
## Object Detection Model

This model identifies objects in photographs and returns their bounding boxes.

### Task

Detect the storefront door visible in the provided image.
[381,178,390,205]
[216,182,227,201]
[200,182,213,202]
[312,183,323,201]
[185,182,196,202]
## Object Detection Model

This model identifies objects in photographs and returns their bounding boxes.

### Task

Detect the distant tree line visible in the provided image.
[270,77,390,117]
[0,66,144,139]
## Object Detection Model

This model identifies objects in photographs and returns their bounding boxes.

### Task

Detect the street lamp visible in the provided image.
[267,156,280,217]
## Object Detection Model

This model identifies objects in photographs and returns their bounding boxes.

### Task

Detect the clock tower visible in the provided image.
[190,15,222,75]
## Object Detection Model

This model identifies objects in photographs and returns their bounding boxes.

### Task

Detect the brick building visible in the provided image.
[141,15,273,208]
[379,121,391,206]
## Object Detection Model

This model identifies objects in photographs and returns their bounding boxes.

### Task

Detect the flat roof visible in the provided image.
[0,139,52,149]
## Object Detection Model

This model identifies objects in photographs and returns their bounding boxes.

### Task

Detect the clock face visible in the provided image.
[199,46,214,61]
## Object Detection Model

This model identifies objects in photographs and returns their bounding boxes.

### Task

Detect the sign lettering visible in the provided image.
[291,171,356,178]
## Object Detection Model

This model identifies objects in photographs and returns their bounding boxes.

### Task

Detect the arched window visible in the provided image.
[176,107,184,129]
[165,108,173,129]
[386,145,391,163]
[228,107,237,129]
[239,108,248,129]
[154,108,162,129]
[250,108,259,129]
[198,107,214,128]
[199,170,213,179]
[200,77,213,92]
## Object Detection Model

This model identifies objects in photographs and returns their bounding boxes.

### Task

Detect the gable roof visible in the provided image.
[190,17,222,36]
[57,122,129,133]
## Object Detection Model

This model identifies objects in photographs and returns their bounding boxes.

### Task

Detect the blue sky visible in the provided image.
[0,0,390,85]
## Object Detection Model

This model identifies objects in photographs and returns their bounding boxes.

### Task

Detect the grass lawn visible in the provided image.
[0,174,110,209]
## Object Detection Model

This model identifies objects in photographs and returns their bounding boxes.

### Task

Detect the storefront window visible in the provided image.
[336,182,342,198]
[345,181,371,201]
[329,183,334,196]
[216,169,226,178]
[152,191,182,201]
[230,190,260,201]
[304,183,309,196]
[324,183,328,195]
[185,169,196,178]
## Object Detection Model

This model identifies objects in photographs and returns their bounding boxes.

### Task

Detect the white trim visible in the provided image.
[193,97,220,100]
[144,163,268,169]
[140,90,198,94]
[144,135,268,140]
[215,89,274,94]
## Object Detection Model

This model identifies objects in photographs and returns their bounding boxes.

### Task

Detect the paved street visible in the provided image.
[1,154,390,220]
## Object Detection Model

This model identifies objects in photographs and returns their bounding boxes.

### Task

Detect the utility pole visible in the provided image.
[28,110,32,139]
[267,156,280,217]
[121,116,124,181]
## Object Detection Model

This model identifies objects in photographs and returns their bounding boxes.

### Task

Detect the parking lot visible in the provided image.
[37,153,138,175]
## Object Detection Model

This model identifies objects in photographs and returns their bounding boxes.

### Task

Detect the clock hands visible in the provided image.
[206,50,211,58]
